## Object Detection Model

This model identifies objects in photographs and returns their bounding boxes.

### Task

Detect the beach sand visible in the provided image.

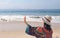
[0,21,60,38]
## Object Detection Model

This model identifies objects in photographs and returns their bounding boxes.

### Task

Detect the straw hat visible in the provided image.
[42,15,52,25]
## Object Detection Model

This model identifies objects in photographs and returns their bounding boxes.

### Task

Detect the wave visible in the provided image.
[0,15,60,23]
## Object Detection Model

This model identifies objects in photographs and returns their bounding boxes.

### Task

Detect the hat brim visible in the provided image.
[42,17,51,25]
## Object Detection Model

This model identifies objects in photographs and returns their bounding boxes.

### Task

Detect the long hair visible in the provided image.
[44,23,52,31]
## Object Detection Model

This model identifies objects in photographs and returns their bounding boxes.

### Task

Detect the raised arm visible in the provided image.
[24,16,28,24]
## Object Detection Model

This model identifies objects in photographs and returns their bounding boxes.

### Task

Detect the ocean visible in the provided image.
[0,9,60,16]
[0,9,60,23]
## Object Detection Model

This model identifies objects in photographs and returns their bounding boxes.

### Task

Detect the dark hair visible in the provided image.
[44,23,51,31]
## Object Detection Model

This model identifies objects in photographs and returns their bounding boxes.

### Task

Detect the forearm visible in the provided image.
[24,20,28,24]
[24,16,33,28]
[24,16,28,25]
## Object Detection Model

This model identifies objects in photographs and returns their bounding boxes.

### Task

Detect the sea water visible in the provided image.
[0,9,60,23]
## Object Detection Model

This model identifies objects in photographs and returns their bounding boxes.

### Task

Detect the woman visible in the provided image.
[24,15,53,38]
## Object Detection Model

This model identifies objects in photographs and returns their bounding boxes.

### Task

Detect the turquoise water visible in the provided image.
[0,9,60,16]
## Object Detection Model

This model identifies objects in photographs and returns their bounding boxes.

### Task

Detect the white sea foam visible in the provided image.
[0,15,60,23]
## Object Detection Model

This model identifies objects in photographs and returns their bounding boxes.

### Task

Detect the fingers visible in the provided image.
[24,16,26,21]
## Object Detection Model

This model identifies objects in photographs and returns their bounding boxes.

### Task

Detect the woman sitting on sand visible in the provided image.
[24,15,53,38]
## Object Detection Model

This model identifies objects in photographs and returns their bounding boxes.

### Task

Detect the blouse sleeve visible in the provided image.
[26,24,37,36]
